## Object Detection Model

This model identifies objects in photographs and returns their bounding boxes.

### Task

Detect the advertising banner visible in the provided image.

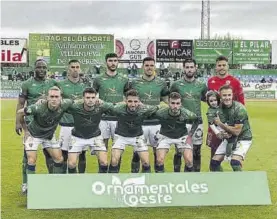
[272,40,277,64]
[194,40,232,64]
[28,172,271,209]
[28,34,114,69]
[244,91,276,99]
[156,40,193,62]
[0,81,22,98]
[242,82,277,91]
[116,39,155,63]
[0,38,28,64]
[1,81,22,90]
[232,40,271,64]
[242,82,277,99]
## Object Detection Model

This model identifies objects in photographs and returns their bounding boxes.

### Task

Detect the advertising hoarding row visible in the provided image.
[1,36,274,65]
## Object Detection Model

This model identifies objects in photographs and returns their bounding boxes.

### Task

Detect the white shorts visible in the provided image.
[59,126,73,151]
[186,124,203,145]
[142,125,161,147]
[24,135,60,151]
[112,135,148,152]
[215,140,252,160]
[156,134,193,151]
[99,120,117,139]
[69,135,106,153]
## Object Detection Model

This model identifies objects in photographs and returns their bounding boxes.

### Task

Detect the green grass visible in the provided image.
[1,100,277,219]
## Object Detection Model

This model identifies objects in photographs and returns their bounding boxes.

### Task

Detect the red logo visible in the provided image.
[147,41,155,58]
[116,40,124,58]
[169,40,180,49]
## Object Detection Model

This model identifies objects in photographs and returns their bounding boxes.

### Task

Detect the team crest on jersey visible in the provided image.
[126,121,135,128]
[168,124,175,129]
[144,91,153,99]
[211,80,215,84]
[178,115,185,122]
[108,87,117,93]
[226,80,231,85]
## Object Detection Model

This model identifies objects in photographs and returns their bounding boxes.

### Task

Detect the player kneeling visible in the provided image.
[155,92,200,172]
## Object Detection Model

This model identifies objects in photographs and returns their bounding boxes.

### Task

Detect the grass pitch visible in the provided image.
[1,100,276,219]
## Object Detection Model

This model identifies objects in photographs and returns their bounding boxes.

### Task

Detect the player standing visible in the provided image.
[15,59,56,194]
[93,53,129,153]
[170,58,207,172]
[128,57,169,173]
[57,60,87,173]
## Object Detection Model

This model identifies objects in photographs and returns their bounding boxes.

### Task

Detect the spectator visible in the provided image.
[94,62,101,74]
[132,63,138,76]
[127,62,132,75]
[260,77,266,83]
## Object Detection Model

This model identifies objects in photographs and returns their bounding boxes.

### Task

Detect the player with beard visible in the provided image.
[108,89,161,173]
[170,58,207,172]
[155,92,199,172]
[93,53,129,152]
[66,88,113,174]
[15,59,57,194]
[207,56,245,170]
[210,85,252,172]
[57,60,87,174]
[128,57,169,173]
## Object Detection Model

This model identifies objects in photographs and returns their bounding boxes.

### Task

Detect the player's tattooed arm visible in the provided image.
[187,111,200,137]
[214,114,243,136]
[188,119,200,137]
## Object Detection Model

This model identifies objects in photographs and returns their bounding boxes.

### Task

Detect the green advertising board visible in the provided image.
[27,172,271,209]
[232,40,271,64]
[194,40,233,64]
[28,34,114,71]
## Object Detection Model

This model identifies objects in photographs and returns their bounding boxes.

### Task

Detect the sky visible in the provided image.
[1,0,277,41]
